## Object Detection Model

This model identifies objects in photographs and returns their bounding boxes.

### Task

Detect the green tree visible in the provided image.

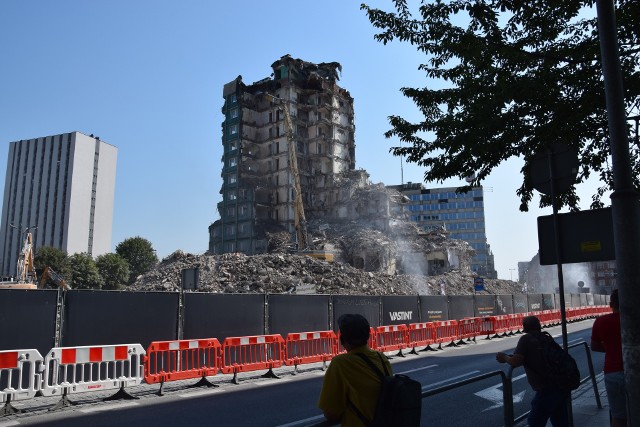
[361,0,640,210]
[115,236,158,285]
[68,252,103,290]
[34,246,70,278]
[96,253,130,290]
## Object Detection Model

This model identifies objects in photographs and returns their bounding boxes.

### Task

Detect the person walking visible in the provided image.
[496,315,569,427]
[317,313,392,426]
[591,289,626,427]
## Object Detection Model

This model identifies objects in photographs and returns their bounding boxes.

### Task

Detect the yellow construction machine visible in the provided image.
[0,230,38,289]
[263,93,334,263]
[39,266,70,290]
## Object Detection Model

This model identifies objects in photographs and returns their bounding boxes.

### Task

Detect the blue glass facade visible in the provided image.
[391,184,497,278]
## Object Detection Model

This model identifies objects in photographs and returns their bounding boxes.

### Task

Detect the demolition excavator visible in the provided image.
[0,230,38,289]
[0,230,71,290]
[39,266,70,290]
[265,93,334,262]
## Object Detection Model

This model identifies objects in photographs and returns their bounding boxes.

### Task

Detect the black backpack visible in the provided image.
[349,352,422,427]
[537,332,581,391]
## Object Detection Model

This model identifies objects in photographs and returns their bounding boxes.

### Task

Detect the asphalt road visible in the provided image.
[6,320,601,427]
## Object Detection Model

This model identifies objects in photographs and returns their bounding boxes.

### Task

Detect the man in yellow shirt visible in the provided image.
[318,314,392,426]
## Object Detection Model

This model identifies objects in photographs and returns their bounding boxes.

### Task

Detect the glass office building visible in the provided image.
[389,182,497,278]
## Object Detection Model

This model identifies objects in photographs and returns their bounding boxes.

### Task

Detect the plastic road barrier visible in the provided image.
[0,349,43,416]
[566,307,579,322]
[144,339,221,393]
[457,318,477,344]
[476,316,496,339]
[505,314,521,335]
[407,322,437,352]
[536,310,549,327]
[41,343,145,407]
[284,331,337,372]
[549,309,561,325]
[221,335,285,384]
[375,324,408,356]
[511,313,525,332]
[434,320,459,349]
[490,316,510,338]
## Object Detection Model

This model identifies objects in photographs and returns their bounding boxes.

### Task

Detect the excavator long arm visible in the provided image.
[270,95,309,251]
[39,266,70,290]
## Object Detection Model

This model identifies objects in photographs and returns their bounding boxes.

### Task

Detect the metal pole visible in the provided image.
[547,148,573,426]
[547,148,569,352]
[596,2,640,425]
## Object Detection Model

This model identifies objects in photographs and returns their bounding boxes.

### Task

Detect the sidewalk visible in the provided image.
[515,372,610,426]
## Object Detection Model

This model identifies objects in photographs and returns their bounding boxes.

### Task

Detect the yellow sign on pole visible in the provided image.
[581,241,602,252]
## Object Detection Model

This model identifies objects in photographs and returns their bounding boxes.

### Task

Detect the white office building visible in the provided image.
[0,132,117,277]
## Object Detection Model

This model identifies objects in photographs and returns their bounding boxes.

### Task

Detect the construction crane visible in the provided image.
[263,93,333,262]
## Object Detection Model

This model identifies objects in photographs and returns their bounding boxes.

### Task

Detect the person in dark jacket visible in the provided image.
[496,315,569,427]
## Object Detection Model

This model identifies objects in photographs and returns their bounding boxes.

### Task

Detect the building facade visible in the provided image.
[389,182,497,278]
[0,132,117,277]
[209,55,357,254]
[589,261,616,294]
[517,261,529,284]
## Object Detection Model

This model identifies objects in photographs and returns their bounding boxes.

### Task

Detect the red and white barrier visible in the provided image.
[407,322,437,352]
[221,335,285,384]
[457,318,477,343]
[284,331,336,371]
[144,339,221,392]
[375,324,408,356]
[434,320,459,348]
[0,349,43,411]
[41,344,145,398]
[476,316,496,339]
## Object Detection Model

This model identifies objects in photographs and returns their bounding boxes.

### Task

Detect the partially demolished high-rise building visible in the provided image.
[209,55,359,255]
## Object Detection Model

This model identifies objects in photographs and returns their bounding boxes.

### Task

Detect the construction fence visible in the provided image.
[0,289,607,359]
[0,304,611,415]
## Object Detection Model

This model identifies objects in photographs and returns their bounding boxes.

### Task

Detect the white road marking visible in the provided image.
[178,388,223,398]
[399,364,438,374]
[0,420,20,427]
[79,401,139,413]
[475,373,527,411]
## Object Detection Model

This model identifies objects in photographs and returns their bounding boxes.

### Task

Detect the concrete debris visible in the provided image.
[129,250,523,296]
[130,182,520,296]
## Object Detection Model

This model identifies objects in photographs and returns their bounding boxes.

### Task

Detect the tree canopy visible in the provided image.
[361,0,640,210]
[34,246,70,279]
[68,252,103,290]
[96,253,130,290]
[115,236,158,285]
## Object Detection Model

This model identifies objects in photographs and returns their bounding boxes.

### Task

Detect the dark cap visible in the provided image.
[337,314,370,346]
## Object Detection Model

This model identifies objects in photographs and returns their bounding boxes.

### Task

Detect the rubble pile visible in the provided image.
[129,250,523,296]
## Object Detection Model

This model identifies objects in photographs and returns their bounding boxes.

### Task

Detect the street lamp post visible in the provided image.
[509,268,515,281]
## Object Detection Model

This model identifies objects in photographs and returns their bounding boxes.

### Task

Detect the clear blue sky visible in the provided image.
[0,0,604,280]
